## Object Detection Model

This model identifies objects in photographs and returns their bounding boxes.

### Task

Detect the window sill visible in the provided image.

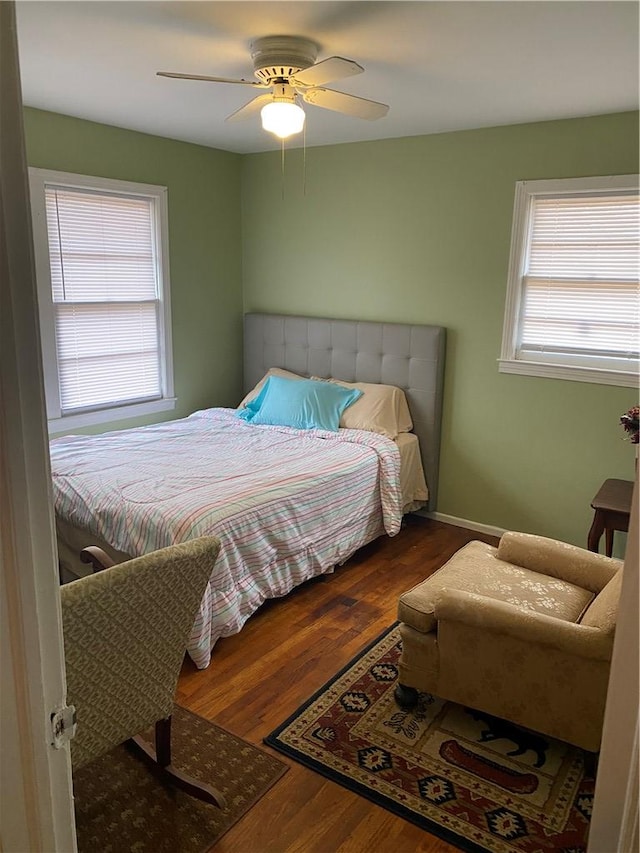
[498,359,638,387]
[48,397,177,435]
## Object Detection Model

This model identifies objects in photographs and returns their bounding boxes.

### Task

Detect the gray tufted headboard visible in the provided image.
[243,313,446,511]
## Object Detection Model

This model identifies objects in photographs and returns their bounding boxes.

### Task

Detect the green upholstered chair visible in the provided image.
[60,536,225,808]
[395,532,621,755]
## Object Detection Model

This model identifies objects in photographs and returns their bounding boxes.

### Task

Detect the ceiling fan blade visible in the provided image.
[300,87,389,120]
[289,56,363,88]
[156,72,267,88]
[226,93,274,122]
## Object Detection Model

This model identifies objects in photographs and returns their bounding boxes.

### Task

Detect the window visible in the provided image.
[499,175,639,387]
[29,169,175,432]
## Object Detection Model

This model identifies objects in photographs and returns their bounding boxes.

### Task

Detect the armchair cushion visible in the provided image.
[435,589,614,661]
[398,540,594,635]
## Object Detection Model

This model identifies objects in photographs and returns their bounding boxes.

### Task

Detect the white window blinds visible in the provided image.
[519,192,640,366]
[45,187,163,413]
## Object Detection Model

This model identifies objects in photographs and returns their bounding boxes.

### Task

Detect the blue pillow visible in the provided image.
[237,375,362,432]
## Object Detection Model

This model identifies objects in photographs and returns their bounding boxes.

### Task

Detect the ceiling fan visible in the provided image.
[157,35,389,140]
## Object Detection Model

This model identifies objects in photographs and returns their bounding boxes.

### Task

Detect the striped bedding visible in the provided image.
[50,407,403,668]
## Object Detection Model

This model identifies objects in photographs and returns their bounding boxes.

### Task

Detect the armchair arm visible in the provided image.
[434,588,614,661]
[497,531,620,593]
[80,546,116,573]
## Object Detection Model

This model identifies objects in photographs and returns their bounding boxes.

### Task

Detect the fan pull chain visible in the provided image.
[281,138,285,201]
[302,120,307,197]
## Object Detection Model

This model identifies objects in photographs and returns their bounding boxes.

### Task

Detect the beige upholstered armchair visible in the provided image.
[60,536,225,807]
[395,532,622,753]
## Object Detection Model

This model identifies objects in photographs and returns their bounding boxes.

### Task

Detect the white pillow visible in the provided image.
[238,367,306,409]
[312,378,413,439]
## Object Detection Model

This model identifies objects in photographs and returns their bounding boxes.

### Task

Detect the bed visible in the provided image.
[51,313,446,668]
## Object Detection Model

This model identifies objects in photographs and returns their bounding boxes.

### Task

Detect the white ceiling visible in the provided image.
[16,1,639,155]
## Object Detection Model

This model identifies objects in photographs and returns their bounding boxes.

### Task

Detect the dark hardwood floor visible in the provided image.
[177,516,499,853]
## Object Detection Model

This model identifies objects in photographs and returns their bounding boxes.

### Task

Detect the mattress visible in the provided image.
[396,432,429,513]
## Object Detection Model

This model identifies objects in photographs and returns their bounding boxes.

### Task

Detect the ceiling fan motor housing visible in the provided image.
[250,35,318,84]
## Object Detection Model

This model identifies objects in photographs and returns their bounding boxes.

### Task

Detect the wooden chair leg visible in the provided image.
[155,717,171,767]
[129,715,227,809]
[583,749,599,778]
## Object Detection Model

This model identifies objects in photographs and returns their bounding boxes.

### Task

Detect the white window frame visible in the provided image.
[499,174,639,387]
[29,168,176,433]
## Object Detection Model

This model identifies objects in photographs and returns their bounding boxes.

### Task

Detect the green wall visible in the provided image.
[240,112,639,549]
[24,106,637,548]
[23,107,243,432]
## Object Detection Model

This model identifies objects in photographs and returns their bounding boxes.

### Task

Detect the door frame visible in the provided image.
[0,4,76,850]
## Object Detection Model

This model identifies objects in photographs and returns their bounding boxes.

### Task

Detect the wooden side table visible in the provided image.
[587,478,633,557]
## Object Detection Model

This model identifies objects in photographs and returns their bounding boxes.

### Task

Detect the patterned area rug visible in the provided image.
[265,625,593,853]
[74,704,287,853]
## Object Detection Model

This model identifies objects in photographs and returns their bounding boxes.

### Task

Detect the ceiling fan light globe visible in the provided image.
[261,102,305,139]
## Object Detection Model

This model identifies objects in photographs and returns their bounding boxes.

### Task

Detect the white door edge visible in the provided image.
[0,4,76,850]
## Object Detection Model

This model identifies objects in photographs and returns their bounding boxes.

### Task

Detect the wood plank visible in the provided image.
[177,516,498,852]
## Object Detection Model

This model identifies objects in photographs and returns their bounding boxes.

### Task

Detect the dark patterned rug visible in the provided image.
[74,704,287,853]
[265,625,594,853]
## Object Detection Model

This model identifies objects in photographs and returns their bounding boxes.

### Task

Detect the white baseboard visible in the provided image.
[419,510,506,539]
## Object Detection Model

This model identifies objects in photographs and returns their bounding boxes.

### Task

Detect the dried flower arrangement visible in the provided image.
[620,405,639,444]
